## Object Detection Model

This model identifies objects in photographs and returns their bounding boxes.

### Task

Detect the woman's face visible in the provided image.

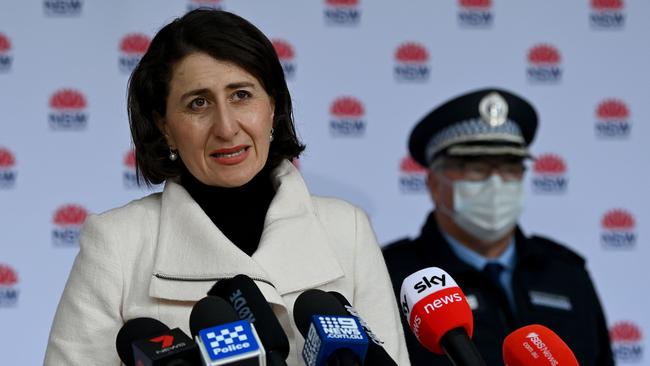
[160,52,275,187]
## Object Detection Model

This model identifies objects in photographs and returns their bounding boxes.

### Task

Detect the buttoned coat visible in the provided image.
[44,161,409,365]
[383,212,614,366]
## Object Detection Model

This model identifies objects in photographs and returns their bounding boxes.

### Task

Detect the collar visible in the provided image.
[442,229,516,272]
[416,211,545,275]
[149,160,345,305]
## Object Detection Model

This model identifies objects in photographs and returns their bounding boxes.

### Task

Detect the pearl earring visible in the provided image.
[270,128,274,142]
[169,148,178,161]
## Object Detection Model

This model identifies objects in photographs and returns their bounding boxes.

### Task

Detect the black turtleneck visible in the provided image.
[181,167,275,256]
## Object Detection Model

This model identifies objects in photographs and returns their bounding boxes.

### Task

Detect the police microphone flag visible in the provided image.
[503,324,579,366]
[209,274,289,366]
[294,289,369,366]
[190,296,266,366]
[115,317,201,366]
[400,267,487,366]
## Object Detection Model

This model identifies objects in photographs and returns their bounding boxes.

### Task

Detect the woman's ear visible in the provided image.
[269,98,275,120]
[154,113,175,148]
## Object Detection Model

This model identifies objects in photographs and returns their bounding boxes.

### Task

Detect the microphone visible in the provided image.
[209,274,289,365]
[115,317,201,366]
[328,291,398,366]
[190,296,266,365]
[294,289,369,366]
[400,267,487,366]
[503,324,579,366]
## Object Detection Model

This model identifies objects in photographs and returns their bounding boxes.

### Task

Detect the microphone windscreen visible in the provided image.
[400,267,473,354]
[115,317,169,366]
[208,274,290,361]
[294,289,370,365]
[292,289,348,337]
[189,295,239,338]
[503,324,579,366]
[328,291,398,366]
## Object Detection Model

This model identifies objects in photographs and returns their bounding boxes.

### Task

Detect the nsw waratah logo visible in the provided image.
[324,0,361,26]
[44,0,83,16]
[123,149,138,189]
[595,99,630,138]
[526,44,562,83]
[48,89,88,130]
[458,0,493,28]
[0,264,19,307]
[531,154,568,193]
[52,204,88,247]
[187,0,223,11]
[394,43,430,82]
[399,155,427,193]
[272,39,296,80]
[611,321,643,362]
[0,147,17,189]
[601,209,636,249]
[0,33,12,73]
[119,33,150,74]
[590,0,625,29]
[329,96,366,137]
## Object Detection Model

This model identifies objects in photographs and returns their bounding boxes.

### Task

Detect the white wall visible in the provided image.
[0,0,647,364]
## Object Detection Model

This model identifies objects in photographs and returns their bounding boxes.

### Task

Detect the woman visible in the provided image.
[44,9,409,365]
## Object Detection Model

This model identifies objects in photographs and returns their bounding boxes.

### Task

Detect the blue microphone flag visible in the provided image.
[302,315,368,366]
[197,319,265,365]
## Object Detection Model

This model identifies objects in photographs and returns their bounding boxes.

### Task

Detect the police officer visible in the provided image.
[383,88,614,365]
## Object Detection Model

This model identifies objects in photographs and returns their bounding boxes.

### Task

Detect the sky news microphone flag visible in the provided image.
[401,267,487,365]
[503,324,579,366]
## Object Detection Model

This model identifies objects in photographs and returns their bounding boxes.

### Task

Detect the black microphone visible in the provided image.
[115,317,201,366]
[189,296,240,338]
[328,291,398,366]
[209,274,289,366]
[190,296,266,365]
[294,289,369,366]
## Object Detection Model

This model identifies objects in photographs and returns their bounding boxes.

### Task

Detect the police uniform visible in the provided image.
[383,88,614,365]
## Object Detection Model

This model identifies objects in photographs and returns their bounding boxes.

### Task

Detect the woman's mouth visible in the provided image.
[212,147,246,158]
[210,146,250,165]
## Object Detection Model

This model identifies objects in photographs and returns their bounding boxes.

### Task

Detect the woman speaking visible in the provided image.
[44,9,408,365]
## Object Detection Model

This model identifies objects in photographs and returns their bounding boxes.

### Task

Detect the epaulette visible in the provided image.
[530,235,586,267]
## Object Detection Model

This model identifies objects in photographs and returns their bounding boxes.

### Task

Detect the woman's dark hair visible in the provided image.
[128,9,305,185]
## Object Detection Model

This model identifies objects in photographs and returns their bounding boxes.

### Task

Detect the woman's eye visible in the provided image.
[190,97,207,110]
[233,90,251,101]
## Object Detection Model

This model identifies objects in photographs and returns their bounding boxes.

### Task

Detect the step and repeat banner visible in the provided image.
[1,0,648,364]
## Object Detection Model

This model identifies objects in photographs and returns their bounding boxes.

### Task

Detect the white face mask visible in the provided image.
[439,174,525,243]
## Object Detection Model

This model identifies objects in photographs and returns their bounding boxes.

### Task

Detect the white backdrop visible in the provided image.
[1,0,648,364]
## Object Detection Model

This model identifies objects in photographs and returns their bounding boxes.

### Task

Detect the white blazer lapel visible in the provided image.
[253,161,345,295]
[149,181,271,301]
[148,162,344,303]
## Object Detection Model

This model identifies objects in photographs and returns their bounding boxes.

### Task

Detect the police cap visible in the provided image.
[409,88,538,167]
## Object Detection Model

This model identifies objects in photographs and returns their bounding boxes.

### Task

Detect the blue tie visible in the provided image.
[482,262,504,288]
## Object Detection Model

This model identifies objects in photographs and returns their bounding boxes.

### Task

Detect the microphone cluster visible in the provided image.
[399,266,579,366]
[115,267,579,365]
[115,274,397,366]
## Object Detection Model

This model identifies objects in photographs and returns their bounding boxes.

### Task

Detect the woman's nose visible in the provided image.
[211,105,239,140]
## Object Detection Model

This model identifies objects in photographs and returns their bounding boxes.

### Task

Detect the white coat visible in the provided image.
[44,160,410,365]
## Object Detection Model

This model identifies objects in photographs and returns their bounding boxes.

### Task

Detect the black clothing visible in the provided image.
[181,167,275,256]
[383,212,614,366]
